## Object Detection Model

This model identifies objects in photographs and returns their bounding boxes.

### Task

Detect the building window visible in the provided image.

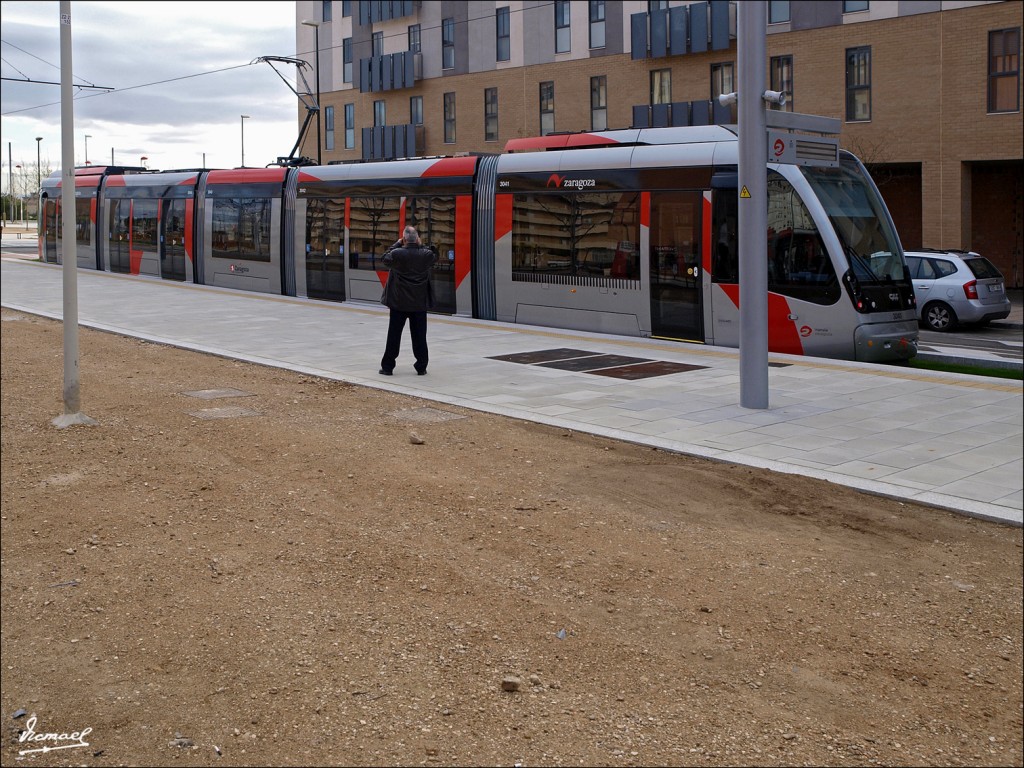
[342,0,350,17]
[497,7,511,61]
[649,1,668,12]
[323,0,332,22]
[372,31,384,58]
[408,24,421,54]
[342,38,353,83]
[768,1,790,24]
[989,28,1021,113]
[485,87,499,142]
[843,1,868,12]
[589,1,606,49]
[591,75,607,131]
[344,103,355,149]
[443,18,455,69]
[444,92,456,143]
[374,100,386,127]
[845,46,871,121]
[410,95,423,126]
[539,81,555,136]
[555,0,571,54]
[651,69,671,105]
[711,62,736,120]
[770,55,793,112]
[324,105,335,151]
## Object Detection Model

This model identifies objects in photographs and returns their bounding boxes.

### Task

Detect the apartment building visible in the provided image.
[295,0,1023,286]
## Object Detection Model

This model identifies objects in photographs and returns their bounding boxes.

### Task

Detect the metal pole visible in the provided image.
[314,24,321,164]
[737,1,769,409]
[54,0,95,428]
[7,142,11,225]
[36,137,42,197]
[84,133,91,165]
[240,115,249,167]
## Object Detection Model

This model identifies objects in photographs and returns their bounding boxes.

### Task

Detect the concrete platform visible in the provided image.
[3,257,1021,527]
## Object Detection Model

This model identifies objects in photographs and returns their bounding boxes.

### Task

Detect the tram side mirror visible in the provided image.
[762,90,787,107]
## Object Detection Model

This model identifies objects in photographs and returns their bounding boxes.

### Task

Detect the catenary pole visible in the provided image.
[53,0,95,428]
[737,1,769,409]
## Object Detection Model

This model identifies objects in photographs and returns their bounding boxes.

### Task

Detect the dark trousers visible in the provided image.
[380,309,428,373]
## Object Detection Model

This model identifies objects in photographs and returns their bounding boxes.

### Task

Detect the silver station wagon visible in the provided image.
[903,249,1011,332]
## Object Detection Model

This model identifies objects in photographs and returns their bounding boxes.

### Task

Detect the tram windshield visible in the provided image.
[800,156,905,284]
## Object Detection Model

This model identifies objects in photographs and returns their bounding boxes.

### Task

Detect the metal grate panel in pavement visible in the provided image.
[488,348,709,379]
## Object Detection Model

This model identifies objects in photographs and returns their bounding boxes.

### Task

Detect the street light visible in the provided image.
[301,19,322,164]
[35,137,42,195]
[14,164,22,223]
[240,115,250,167]
[84,134,92,166]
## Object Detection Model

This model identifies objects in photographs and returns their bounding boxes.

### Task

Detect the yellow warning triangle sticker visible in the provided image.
[739,186,751,198]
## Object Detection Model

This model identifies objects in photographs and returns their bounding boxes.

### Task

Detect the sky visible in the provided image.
[1,1,302,190]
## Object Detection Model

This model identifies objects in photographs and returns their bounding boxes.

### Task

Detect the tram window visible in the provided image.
[511,191,641,283]
[75,199,92,245]
[346,195,458,272]
[211,198,272,262]
[131,200,158,250]
[404,196,457,273]
[711,191,738,283]
[766,173,840,305]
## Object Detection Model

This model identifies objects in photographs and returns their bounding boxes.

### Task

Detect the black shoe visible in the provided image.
[378,368,392,376]
[415,368,427,376]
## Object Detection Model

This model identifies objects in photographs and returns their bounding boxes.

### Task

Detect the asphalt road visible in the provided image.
[919,323,1023,363]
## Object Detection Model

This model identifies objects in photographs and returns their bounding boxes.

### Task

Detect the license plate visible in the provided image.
[989,283,1003,293]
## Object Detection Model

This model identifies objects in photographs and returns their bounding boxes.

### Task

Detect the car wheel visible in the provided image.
[923,301,958,332]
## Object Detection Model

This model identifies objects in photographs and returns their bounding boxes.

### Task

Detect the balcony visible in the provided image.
[631,99,734,129]
[357,0,418,25]
[360,123,424,161]
[359,51,421,93]
[630,0,733,60]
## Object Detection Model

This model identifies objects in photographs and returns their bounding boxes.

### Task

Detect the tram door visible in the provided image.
[42,199,58,263]
[305,198,346,302]
[649,191,704,341]
[161,199,187,281]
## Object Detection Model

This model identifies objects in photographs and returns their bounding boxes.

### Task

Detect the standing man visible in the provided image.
[379,225,437,376]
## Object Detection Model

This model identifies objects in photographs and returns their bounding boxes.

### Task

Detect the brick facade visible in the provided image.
[302,1,1023,285]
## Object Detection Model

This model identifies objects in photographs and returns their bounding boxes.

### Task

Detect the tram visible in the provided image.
[39,125,918,363]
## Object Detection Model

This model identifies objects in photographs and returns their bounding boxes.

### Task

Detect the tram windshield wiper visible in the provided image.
[845,245,884,284]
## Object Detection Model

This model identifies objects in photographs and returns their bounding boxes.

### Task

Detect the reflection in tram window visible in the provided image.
[405,196,456,276]
[346,194,458,276]
[132,200,158,250]
[49,197,94,266]
[766,173,840,305]
[711,190,738,283]
[75,200,92,246]
[347,196,401,270]
[511,191,640,285]
[211,198,272,262]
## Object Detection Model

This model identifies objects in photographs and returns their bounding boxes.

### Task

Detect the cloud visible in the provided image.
[1,1,302,172]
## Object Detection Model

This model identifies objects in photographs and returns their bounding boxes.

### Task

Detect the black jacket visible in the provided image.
[382,242,438,312]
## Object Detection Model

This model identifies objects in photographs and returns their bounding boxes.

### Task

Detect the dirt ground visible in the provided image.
[1,307,1021,768]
